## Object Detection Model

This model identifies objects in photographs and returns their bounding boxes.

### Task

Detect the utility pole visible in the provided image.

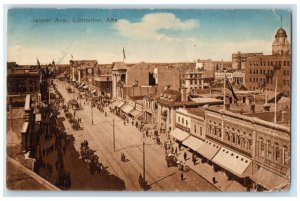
[91,100,94,125]
[113,119,115,151]
[143,140,145,183]
[274,77,278,124]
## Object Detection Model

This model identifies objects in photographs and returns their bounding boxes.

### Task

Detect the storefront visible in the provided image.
[182,136,204,152]
[196,139,221,166]
[249,167,289,191]
[169,128,190,143]
[212,147,252,186]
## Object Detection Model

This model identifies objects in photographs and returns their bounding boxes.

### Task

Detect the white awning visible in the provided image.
[21,122,29,134]
[170,128,190,142]
[182,136,204,151]
[196,139,221,160]
[111,100,121,108]
[121,105,134,114]
[249,167,289,190]
[117,101,125,108]
[130,110,143,118]
[212,147,252,178]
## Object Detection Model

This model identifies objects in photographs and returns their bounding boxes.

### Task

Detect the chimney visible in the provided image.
[181,86,187,102]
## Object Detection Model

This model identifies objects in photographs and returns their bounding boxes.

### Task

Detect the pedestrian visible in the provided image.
[181,172,184,181]
[171,146,174,154]
[174,147,178,155]
[183,152,187,161]
[178,143,182,151]
[192,156,196,165]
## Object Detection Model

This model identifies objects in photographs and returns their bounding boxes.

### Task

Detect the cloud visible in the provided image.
[114,13,199,41]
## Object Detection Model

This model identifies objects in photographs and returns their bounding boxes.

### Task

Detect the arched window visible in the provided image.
[267,140,273,159]
[241,138,245,148]
[275,143,281,162]
[226,133,230,141]
[236,136,240,145]
[260,137,265,156]
[283,145,289,165]
[248,140,252,150]
[232,134,236,143]
[186,120,188,127]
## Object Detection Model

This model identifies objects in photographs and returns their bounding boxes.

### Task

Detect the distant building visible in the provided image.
[94,74,112,98]
[272,27,291,55]
[232,52,263,70]
[232,71,245,85]
[245,27,291,96]
[69,60,97,85]
[196,59,232,71]
[214,71,233,83]
[180,69,204,94]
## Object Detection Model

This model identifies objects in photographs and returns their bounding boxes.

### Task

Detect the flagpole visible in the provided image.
[223,75,226,110]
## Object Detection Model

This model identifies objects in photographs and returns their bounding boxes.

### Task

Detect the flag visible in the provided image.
[123,48,126,60]
[225,77,238,104]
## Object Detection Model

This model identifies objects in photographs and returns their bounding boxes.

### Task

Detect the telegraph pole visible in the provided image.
[143,140,145,185]
[113,119,115,151]
[274,77,278,124]
[91,100,94,125]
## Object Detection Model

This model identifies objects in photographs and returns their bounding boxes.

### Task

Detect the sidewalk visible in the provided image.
[175,146,247,192]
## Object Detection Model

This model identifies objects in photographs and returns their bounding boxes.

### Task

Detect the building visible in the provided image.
[69,60,98,85]
[232,52,263,70]
[272,27,291,55]
[7,62,41,107]
[232,71,246,85]
[245,27,291,96]
[143,94,158,124]
[196,59,232,71]
[180,69,204,94]
[94,74,112,98]
[214,71,233,83]
[203,108,290,191]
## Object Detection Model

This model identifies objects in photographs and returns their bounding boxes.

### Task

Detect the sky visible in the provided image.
[7,9,292,65]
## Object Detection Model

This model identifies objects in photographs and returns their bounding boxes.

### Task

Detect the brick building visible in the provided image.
[232,52,263,70]
[245,27,291,96]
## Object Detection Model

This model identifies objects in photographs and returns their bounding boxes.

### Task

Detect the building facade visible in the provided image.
[204,108,290,191]
[232,52,263,70]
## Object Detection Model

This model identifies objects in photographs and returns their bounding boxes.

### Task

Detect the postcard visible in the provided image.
[6,8,291,192]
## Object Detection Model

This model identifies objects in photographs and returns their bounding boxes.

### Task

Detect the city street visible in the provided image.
[54,79,218,191]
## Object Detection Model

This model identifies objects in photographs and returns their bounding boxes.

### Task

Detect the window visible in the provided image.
[200,127,202,136]
[232,134,236,143]
[194,125,196,133]
[236,136,240,145]
[275,143,281,162]
[260,138,265,156]
[182,118,184,124]
[248,140,252,150]
[226,133,230,141]
[186,120,188,127]
[283,70,286,76]
[287,70,290,76]
[250,69,252,74]
[267,140,273,159]
[283,145,289,165]
[178,116,180,123]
